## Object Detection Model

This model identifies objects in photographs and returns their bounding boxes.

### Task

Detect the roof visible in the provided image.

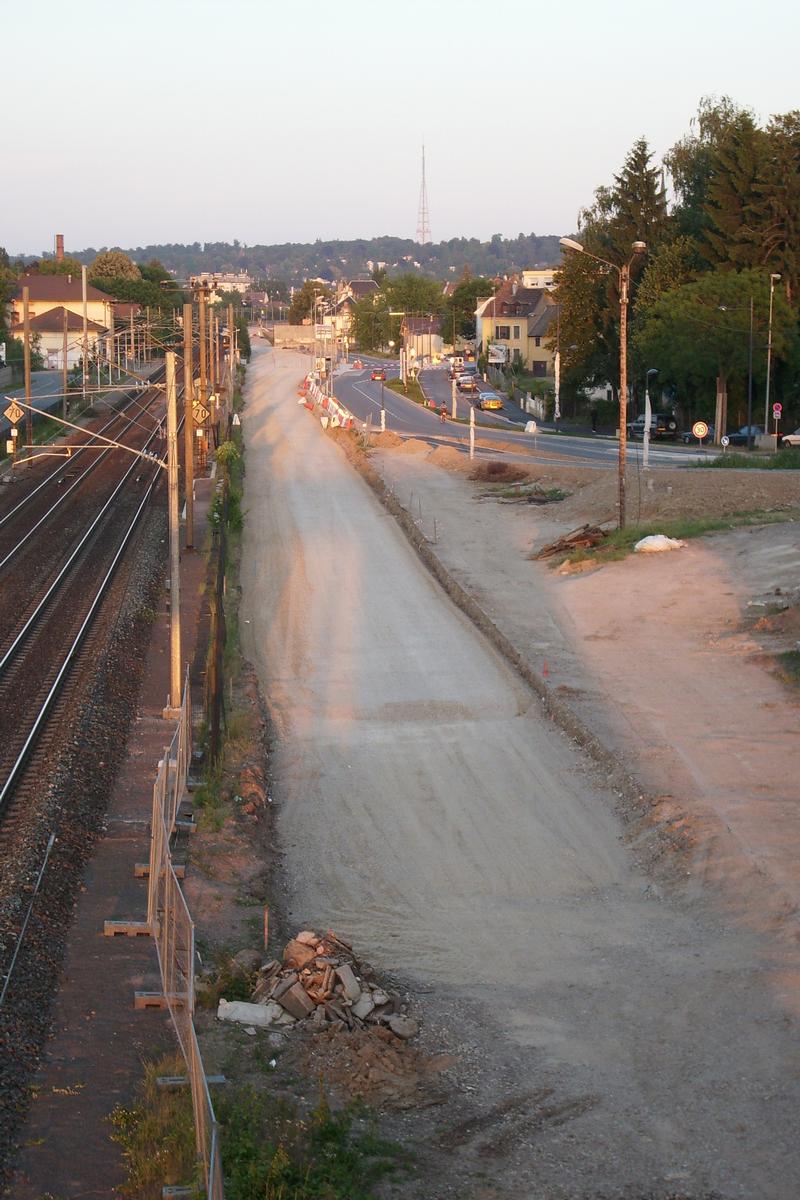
[13,275,114,303]
[402,315,442,335]
[11,305,106,334]
[528,305,558,338]
[482,279,547,318]
[348,279,379,298]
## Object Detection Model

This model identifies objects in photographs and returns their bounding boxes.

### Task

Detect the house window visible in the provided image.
[533,360,547,377]
[513,325,520,339]
[534,336,541,347]
[496,325,510,339]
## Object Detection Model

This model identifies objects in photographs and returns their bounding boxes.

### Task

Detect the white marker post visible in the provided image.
[451,377,457,420]
[469,404,475,460]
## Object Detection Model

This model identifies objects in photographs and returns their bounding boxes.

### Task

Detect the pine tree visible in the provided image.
[703,113,767,268]
[752,111,800,302]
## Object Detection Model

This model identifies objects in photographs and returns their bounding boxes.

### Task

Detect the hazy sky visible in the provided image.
[6,0,799,255]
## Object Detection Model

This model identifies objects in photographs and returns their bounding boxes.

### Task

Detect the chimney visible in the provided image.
[55,233,65,262]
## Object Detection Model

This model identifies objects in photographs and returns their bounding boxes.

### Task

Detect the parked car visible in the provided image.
[681,424,715,444]
[370,368,386,381]
[457,376,478,393]
[627,412,679,440]
[779,428,800,447]
[726,424,763,446]
[476,391,503,411]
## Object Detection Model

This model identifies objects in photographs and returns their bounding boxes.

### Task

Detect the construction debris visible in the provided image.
[216,929,417,1038]
[535,524,608,560]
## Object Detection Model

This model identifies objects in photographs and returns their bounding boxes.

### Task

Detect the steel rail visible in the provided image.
[0,419,163,677]
[0,366,166,534]
[0,467,160,817]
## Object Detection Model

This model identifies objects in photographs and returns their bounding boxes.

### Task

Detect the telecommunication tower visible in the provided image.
[416,144,431,245]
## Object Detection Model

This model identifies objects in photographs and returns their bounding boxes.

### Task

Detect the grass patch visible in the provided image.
[698,447,800,469]
[386,377,427,407]
[109,1055,198,1198]
[192,771,228,832]
[220,1087,409,1200]
[552,510,793,566]
[195,951,257,1010]
[775,649,800,687]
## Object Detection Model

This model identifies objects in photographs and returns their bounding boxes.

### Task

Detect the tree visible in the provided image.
[88,250,141,282]
[350,294,391,351]
[702,112,768,270]
[665,96,750,245]
[442,276,494,341]
[555,138,668,396]
[36,255,84,276]
[287,280,331,324]
[634,267,798,431]
[383,273,443,317]
[752,110,800,303]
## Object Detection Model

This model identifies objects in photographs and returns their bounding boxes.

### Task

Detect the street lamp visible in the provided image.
[559,236,647,529]
[764,273,781,436]
[643,368,658,470]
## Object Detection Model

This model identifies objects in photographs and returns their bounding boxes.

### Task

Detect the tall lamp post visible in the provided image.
[559,237,646,529]
[764,272,781,436]
[643,367,658,470]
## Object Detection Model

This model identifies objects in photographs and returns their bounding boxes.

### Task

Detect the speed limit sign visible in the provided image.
[692,420,709,440]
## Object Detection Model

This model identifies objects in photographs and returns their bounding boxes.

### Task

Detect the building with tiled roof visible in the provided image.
[475,276,557,375]
[10,305,107,369]
[12,274,115,335]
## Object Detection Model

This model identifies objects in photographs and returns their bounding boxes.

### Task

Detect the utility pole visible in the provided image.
[81,265,89,410]
[198,284,208,452]
[62,307,68,421]
[23,286,32,467]
[165,351,182,715]
[183,301,195,549]
[618,262,630,529]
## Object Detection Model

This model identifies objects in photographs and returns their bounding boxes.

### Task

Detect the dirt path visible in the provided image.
[241,345,800,1199]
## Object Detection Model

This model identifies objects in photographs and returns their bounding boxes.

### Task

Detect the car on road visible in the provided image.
[476,391,503,411]
[779,428,800,447]
[457,376,478,393]
[725,424,763,446]
[370,368,386,381]
[627,412,679,440]
[681,424,716,444]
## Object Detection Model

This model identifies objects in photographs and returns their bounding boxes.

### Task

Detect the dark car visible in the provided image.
[726,425,763,446]
[370,368,386,381]
[627,412,679,440]
[457,376,478,393]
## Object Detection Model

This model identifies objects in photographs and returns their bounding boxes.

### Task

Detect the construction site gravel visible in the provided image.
[240,344,800,1199]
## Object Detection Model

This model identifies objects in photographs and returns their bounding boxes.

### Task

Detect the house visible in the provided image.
[10,306,106,369]
[189,271,252,296]
[475,277,557,375]
[11,274,115,334]
[330,279,380,339]
[401,315,443,364]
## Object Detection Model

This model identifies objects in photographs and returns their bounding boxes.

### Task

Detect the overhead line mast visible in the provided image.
[416,143,431,245]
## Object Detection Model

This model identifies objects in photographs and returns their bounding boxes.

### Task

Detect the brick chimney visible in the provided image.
[55,233,65,262]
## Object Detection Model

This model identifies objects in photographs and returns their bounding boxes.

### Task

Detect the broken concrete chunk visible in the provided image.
[371,988,389,1007]
[352,993,376,1021]
[276,982,316,1020]
[335,963,361,1001]
[283,939,317,970]
[218,999,274,1028]
[272,972,299,1001]
[387,1014,420,1040]
[295,930,319,946]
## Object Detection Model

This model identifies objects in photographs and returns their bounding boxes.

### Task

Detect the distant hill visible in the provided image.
[35,233,563,285]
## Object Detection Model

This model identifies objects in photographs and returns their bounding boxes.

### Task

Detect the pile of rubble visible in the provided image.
[217,929,419,1040]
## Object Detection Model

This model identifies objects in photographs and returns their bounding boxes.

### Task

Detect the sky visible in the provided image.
[5,0,799,256]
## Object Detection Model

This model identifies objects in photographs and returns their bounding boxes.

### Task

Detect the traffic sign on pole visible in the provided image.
[773,402,782,417]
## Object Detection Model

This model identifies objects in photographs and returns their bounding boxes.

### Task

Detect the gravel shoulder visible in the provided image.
[240,346,800,1200]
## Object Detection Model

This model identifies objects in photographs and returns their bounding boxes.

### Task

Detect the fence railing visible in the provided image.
[147,674,224,1199]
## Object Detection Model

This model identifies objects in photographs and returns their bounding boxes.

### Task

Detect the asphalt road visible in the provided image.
[327,353,707,469]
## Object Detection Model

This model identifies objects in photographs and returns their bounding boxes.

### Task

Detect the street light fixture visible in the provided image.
[643,368,658,470]
[559,236,647,529]
[764,273,782,436]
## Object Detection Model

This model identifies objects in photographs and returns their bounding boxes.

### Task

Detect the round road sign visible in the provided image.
[720,435,730,448]
[692,420,709,440]
[773,402,782,416]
